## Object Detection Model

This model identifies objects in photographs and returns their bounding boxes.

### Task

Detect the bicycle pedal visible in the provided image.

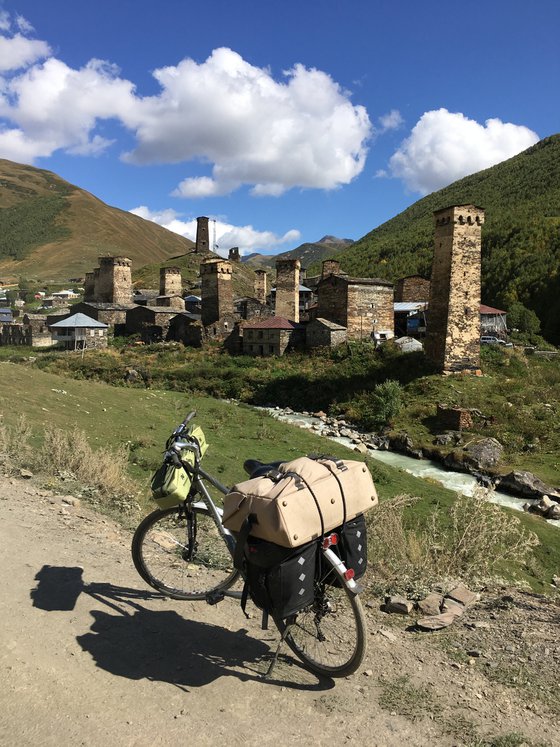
[205,591,225,606]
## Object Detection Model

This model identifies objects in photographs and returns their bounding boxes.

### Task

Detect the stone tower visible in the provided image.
[228,247,240,262]
[159,266,182,297]
[195,216,210,254]
[275,258,300,322]
[322,259,341,278]
[425,205,485,373]
[254,269,268,304]
[200,259,233,326]
[95,256,133,305]
[84,272,96,302]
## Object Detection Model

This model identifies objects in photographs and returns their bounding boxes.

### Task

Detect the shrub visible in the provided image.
[367,490,539,593]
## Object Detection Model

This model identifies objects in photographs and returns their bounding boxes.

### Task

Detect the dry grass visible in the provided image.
[0,415,134,504]
[367,490,539,593]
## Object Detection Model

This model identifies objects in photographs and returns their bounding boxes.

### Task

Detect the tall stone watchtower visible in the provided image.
[425,205,485,373]
[322,259,341,278]
[254,269,268,304]
[160,266,182,297]
[200,259,234,326]
[275,259,300,322]
[228,247,240,262]
[96,256,133,305]
[195,217,210,254]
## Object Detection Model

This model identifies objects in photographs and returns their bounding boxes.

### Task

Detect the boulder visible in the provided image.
[498,471,560,501]
[463,437,503,470]
[417,592,443,616]
[389,432,423,459]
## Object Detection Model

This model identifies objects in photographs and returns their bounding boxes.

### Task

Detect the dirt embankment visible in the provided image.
[0,475,558,747]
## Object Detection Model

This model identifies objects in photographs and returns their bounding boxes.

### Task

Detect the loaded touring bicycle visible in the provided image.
[132,411,377,677]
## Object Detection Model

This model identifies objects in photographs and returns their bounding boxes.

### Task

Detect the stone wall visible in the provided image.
[395,275,431,302]
[274,259,300,323]
[200,259,234,326]
[317,276,394,341]
[242,327,298,356]
[436,404,474,431]
[425,205,484,373]
[306,319,347,348]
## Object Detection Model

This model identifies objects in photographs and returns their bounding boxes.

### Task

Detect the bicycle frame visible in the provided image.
[181,457,361,595]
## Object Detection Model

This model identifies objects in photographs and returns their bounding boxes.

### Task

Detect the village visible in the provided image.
[0,205,509,376]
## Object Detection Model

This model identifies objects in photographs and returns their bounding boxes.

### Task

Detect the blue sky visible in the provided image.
[0,0,558,255]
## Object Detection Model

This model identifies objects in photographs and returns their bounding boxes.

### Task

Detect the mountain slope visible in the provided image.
[244,235,353,271]
[332,135,560,342]
[0,160,194,281]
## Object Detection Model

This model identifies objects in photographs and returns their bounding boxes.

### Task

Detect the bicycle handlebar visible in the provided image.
[181,411,196,427]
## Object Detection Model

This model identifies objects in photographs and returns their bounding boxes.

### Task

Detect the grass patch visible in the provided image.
[378,675,441,722]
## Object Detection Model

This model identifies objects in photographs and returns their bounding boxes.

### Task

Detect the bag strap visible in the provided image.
[316,459,348,527]
[282,470,326,538]
[234,513,256,571]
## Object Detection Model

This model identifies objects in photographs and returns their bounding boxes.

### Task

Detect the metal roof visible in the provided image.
[49,313,108,329]
[394,302,428,312]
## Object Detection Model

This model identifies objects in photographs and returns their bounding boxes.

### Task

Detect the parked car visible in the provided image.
[480,336,513,347]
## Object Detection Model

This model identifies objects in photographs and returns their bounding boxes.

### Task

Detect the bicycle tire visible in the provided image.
[274,553,367,678]
[132,505,240,600]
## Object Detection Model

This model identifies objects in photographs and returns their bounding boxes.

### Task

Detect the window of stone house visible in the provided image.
[269,345,274,354]
[258,330,263,339]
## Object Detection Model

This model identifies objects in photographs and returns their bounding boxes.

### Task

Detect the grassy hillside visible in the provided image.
[328,135,560,342]
[132,250,257,297]
[0,159,194,282]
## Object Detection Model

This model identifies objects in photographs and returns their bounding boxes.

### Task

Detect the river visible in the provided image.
[259,407,558,527]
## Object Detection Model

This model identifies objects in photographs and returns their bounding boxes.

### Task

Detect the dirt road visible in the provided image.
[0,476,558,747]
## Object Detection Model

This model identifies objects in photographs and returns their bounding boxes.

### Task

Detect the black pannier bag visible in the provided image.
[238,534,317,625]
[327,513,367,586]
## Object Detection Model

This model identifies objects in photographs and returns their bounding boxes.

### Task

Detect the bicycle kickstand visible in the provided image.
[262,622,294,679]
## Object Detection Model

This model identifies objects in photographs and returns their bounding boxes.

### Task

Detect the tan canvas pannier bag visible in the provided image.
[222,456,378,548]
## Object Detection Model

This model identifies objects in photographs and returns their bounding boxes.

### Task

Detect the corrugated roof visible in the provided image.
[394,302,428,312]
[480,304,506,315]
[49,313,108,329]
[242,316,299,330]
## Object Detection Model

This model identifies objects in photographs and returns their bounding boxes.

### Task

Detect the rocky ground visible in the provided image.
[1,474,559,747]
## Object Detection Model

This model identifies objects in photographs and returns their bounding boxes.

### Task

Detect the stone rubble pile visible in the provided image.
[381,583,480,631]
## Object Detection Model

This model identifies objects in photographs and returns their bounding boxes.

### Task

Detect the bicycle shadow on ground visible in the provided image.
[30,565,334,692]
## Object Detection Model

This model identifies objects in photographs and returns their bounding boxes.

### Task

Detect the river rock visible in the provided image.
[389,433,423,459]
[547,503,560,520]
[463,438,503,470]
[498,471,560,501]
[353,443,368,454]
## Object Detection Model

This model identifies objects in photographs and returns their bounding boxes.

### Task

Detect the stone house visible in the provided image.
[70,301,135,335]
[316,275,394,341]
[125,305,179,343]
[394,275,431,303]
[241,317,303,356]
[306,318,347,349]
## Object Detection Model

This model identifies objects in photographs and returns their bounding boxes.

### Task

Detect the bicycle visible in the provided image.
[132,411,367,678]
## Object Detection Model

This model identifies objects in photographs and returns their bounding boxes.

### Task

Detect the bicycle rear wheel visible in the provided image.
[132,505,240,600]
[274,553,367,678]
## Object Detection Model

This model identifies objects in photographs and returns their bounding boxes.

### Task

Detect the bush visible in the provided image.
[367,490,539,593]
[352,379,404,430]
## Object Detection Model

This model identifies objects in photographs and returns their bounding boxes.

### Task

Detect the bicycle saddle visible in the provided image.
[243,459,284,479]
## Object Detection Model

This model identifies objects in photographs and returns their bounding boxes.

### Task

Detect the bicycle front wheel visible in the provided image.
[274,554,367,678]
[132,505,239,600]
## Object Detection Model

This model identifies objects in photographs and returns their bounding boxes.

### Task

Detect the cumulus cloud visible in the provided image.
[0,32,50,71]
[124,48,372,196]
[0,33,370,196]
[130,206,300,255]
[387,109,539,194]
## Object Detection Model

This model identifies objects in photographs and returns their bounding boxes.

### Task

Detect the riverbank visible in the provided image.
[261,406,560,527]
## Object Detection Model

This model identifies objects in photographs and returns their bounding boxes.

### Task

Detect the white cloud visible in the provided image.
[130,206,301,255]
[15,15,35,34]
[387,109,539,194]
[378,109,403,133]
[122,48,372,196]
[0,36,371,195]
[0,33,50,71]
